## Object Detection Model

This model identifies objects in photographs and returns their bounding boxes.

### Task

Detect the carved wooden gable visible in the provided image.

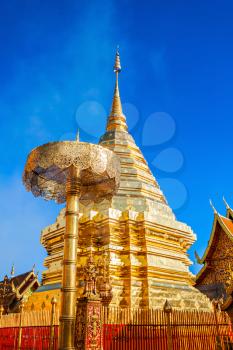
[198,220,233,287]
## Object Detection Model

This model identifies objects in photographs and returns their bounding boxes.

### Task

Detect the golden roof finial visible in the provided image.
[10,264,15,277]
[194,251,202,264]
[209,199,217,214]
[106,47,128,132]
[223,196,230,209]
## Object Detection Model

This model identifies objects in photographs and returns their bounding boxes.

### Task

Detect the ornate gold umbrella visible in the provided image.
[23,140,120,350]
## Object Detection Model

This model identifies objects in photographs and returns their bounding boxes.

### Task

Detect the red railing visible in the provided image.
[102,307,233,350]
[0,326,59,350]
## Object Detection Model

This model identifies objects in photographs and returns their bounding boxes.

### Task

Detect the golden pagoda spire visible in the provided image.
[106,48,128,132]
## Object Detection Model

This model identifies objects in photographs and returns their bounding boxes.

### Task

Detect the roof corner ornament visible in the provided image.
[223,196,230,210]
[10,264,15,278]
[209,199,217,215]
[194,251,202,264]
[32,264,36,273]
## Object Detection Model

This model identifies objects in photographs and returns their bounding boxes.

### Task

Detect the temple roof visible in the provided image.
[195,210,233,283]
[10,271,32,288]
[0,270,39,313]
[227,206,233,221]
[197,213,233,265]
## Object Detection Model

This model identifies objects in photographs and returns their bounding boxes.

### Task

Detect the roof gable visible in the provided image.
[198,214,233,264]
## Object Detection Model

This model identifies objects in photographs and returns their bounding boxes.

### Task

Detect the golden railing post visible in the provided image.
[17,299,25,350]
[164,300,173,350]
[213,299,224,350]
[49,297,57,350]
[59,166,80,350]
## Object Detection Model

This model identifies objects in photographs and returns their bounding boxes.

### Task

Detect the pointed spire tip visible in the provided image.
[106,48,128,132]
[114,47,121,73]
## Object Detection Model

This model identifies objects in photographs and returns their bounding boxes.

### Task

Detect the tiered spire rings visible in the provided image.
[107,48,128,132]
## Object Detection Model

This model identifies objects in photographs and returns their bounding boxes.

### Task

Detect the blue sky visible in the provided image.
[0,0,233,278]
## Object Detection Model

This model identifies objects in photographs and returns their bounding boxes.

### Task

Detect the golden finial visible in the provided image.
[107,47,128,132]
[10,264,15,277]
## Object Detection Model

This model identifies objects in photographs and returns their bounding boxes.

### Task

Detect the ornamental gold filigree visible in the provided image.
[22,139,120,350]
[23,141,120,204]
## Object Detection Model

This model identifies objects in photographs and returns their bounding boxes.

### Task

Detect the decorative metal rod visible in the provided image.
[17,299,24,350]
[22,140,120,350]
[49,297,57,350]
[59,166,80,350]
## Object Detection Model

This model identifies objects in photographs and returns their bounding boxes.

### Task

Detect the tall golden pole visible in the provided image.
[49,297,57,350]
[23,141,120,350]
[59,166,80,350]
[17,300,24,350]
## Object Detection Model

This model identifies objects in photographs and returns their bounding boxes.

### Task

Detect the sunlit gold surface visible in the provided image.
[26,50,212,314]
[23,141,120,349]
[58,166,80,349]
[23,141,120,204]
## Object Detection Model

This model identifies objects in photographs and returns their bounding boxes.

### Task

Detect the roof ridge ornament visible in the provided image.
[10,264,15,278]
[223,196,230,209]
[32,264,36,273]
[194,251,202,264]
[209,199,218,214]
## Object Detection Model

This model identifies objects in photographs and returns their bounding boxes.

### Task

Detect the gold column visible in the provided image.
[59,166,80,350]
[23,141,120,349]
[17,300,25,350]
[49,297,57,350]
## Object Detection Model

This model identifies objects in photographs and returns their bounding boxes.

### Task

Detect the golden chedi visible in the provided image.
[26,50,211,312]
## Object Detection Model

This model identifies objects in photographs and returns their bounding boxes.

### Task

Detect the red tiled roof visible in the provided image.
[221,216,233,235]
